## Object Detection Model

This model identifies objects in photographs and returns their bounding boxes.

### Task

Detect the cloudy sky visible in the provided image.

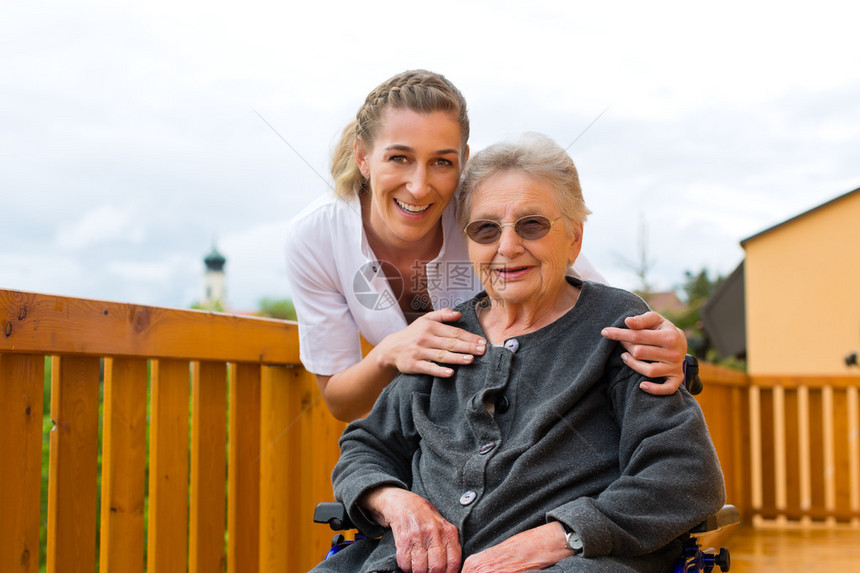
[3,1,858,311]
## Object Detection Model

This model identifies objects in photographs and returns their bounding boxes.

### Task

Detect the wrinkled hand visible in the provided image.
[374,308,487,378]
[361,487,462,573]
[461,522,572,573]
[601,311,687,395]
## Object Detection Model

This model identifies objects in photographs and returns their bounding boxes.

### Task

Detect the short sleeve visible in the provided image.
[284,221,364,376]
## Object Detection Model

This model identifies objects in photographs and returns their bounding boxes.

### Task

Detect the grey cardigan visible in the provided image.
[317,279,725,572]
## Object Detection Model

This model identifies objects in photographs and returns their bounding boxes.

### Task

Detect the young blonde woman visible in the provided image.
[285,69,687,422]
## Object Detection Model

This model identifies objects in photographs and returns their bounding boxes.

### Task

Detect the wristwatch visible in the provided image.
[560,523,583,555]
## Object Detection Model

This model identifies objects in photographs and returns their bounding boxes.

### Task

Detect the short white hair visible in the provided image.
[458,133,591,236]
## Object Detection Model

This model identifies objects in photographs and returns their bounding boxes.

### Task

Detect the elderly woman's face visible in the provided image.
[466,170,583,307]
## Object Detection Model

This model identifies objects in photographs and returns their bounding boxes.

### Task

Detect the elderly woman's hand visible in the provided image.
[371,308,487,378]
[601,311,688,394]
[461,522,573,572]
[361,486,462,573]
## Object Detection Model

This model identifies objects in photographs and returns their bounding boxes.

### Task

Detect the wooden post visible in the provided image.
[298,368,344,570]
[259,365,300,572]
[147,359,191,573]
[848,387,860,527]
[773,386,787,525]
[46,356,101,573]
[798,385,811,526]
[822,386,836,527]
[190,361,228,573]
[0,354,45,573]
[99,358,147,573]
[228,363,261,573]
[750,385,763,527]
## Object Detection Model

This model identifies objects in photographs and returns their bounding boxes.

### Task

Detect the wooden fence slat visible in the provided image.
[732,387,752,522]
[46,355,101,573]
[750,386,763,526]
[784,388,800,519]
[227,363,260,573]
[833,389,852,522]
[299,371,314,570]
[849,387,860,526]
[190,361,228,573]
[798,386,812,526]
[809,389,826,520]
[259,365,301,572]
[99,358,147,573]
[0,354,45,573]
[304,371,346,571]
[773,386,787,525]
[147,359,190,573]
[822,387,836,526]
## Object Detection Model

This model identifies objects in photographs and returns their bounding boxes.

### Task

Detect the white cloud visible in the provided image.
[107,259,175,283]
[55,204,146,250]
[1,0,858,310]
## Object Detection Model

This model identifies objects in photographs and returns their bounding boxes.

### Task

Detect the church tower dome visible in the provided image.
[202,246,227,308]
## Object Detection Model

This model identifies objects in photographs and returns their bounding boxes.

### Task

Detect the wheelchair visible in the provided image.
[314,501,737,572]
[314,358,725,570]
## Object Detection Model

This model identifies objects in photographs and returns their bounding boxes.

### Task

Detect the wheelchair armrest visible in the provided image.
[314,501,356,531]
[688,504,740,536]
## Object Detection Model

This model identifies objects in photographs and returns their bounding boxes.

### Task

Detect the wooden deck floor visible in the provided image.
[720,526,860,572]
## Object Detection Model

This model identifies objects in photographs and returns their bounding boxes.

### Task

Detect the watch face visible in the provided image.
[566,531,583,553]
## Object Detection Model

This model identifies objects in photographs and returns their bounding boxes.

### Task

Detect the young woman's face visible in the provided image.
[356,108,466,249]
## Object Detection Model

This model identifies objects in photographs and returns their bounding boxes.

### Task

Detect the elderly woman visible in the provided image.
[312,134,725,573]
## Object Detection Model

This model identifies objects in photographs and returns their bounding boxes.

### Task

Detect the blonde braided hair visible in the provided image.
[331,70,469,198]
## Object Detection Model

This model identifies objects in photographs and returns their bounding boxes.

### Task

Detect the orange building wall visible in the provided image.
[744,190,860,375]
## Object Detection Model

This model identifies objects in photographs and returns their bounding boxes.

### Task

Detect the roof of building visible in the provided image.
[741,186,860,247]
[641,291,685,315]
[700,261,746,359]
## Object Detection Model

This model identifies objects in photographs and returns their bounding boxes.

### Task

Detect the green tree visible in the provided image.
[667,269,724,359]
[257,297,297,321]
[191,299,226,312]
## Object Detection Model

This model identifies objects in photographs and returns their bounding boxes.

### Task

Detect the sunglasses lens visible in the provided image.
[465,216,555,243]
[515,216,552,239]
[465,220,502,244]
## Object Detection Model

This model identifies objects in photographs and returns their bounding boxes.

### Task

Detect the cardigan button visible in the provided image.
[494,394,510,414]
[459,490,477,505]
[503,338,520,352]
[479,441,496,455]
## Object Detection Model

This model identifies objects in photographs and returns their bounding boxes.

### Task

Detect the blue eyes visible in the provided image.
[386,156,454,167]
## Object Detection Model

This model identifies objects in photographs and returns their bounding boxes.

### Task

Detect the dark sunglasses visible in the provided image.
[464,215,561,244]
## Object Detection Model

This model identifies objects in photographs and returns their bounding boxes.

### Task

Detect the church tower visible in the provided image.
[202,246,227,309]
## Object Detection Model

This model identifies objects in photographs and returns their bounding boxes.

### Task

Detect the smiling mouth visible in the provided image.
[494,266,530,275]
[394,198,431,214]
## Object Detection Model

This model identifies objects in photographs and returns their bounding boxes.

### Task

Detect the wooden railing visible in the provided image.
[694,363,753,530]
[695,363,860,528]
[3,287,859,572]
[0,288,346,573]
